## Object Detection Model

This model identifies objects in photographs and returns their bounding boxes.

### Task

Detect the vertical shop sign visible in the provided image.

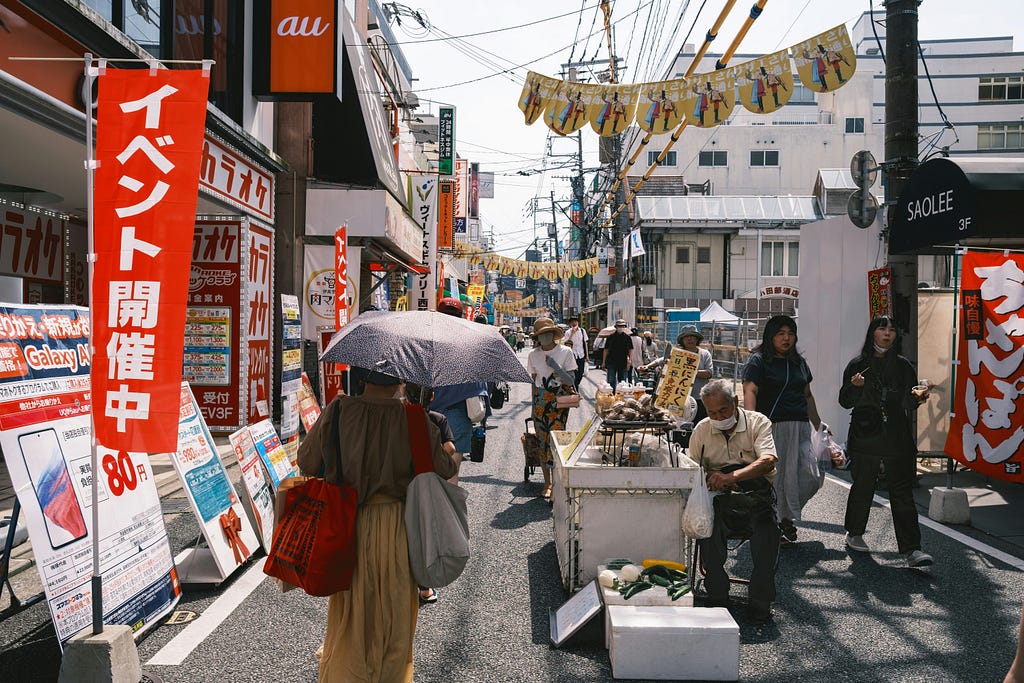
[186,220,241,430]
[280,295,302,465]
[470,162,480,218]
[318,328,346,405]
[454,159,469,235]
[335,226,348,328]
[945,251,1024,482]
[246,224,273,422]
[866,267,893,320]
[92,68,209,452]
[410,176,438,311]
[0,305,179,647]
[437,180,455,250]
[438,107,455,175]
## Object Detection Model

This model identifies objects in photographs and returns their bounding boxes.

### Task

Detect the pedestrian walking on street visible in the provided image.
[743,315,823,545]
[526,317,578,501]
[839,316,934,568]
[564,315,589,388]
[427,297,491,459]
[297,368,460,682]
[601,319,633,386]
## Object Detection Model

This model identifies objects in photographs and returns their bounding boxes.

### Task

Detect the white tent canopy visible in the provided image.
[700,301,742,325]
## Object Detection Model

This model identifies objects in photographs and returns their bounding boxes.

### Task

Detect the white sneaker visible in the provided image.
[906,549,934,568]
[844,533,869,552]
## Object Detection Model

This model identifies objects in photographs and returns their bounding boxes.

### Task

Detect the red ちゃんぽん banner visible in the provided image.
[91,67,209,453]
[945,250,1024,482]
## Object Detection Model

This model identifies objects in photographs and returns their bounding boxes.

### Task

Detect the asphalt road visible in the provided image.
[2,355,1022,682]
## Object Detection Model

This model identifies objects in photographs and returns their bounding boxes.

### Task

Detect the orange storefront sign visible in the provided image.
[437,180,455,250]
[255,0,338,98]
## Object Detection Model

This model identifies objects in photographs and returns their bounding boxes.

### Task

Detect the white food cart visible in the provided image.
[550,420,699,592]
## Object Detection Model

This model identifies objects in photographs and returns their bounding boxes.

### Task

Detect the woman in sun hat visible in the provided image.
[526,317,578,500]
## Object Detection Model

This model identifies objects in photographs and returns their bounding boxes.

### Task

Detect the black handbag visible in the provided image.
[712,463,775,538]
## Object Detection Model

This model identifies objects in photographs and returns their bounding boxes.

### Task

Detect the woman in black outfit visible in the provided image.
[839,316,933,568]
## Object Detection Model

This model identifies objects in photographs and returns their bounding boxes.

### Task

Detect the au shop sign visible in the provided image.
[253,0,342,100]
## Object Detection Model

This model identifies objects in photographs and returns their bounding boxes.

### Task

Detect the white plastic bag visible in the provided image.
[466,395,487,423]
[810,423,833,475]
[682,467,714,539]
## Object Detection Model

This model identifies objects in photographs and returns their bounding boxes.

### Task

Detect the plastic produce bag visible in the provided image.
[681,467,714,539]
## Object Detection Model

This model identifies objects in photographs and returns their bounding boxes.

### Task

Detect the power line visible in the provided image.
[380,2,604,45]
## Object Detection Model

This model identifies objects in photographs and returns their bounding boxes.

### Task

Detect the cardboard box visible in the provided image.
[608,606,739,680]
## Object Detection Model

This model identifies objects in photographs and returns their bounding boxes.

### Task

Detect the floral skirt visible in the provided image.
[532,384,572,462]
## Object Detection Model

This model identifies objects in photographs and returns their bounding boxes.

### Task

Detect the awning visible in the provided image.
[891,156,1024,254]
[637,195,820,224]
[306,185,423,264]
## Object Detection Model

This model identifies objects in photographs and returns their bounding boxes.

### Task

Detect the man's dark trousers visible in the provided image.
[697,503,780,603]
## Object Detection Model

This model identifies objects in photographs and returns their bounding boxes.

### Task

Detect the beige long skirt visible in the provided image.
[318,494,418,683]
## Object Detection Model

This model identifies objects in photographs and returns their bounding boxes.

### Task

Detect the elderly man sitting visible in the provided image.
[687,379,780,625]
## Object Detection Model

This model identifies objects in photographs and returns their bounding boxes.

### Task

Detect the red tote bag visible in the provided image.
[264,409,358,596]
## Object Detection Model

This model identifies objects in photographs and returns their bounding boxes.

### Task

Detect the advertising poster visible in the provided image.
[171,383,258,579]
[945,251,1024,482]
[654,348,699,411]
[91,67,209,453]
[246,223,274,423]
[248,418,295,491]
[280,294,302,397]
[186,221,241,430]
[867,267,893,320]
[0,305,178,648]
[454,159,469,235]
[298,371,323,433]
[302,245,361,342]
[228,426,275,552]
[793,25,856,95]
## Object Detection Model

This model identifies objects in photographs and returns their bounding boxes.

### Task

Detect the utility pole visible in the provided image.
[885,0,920,363]
[551,190,562,319]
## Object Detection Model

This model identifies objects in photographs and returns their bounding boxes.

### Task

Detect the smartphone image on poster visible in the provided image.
[19,428,88,550]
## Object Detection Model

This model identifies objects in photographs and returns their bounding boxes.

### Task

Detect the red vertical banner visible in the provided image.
[92,68,209,452]
[945,251,1024,482]
[335,226,348,328]
[246,224,273,423]
[867,267,893,320]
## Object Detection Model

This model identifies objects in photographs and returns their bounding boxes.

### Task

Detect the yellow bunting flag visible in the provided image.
[793,25,856,95]
[636,79,688,134]
[737,49,794,114]
[683,69,735,129]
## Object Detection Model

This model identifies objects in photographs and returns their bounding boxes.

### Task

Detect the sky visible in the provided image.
[394,0,1024,259]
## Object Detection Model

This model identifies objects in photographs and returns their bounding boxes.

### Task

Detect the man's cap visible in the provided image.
[614,319,628,327]
[677,324,704,344]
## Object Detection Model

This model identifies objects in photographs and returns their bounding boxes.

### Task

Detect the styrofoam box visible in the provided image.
[608,606,739,681]
[597,566,693,648]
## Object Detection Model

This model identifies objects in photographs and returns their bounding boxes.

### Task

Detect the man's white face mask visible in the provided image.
[537,332,555,346]
[710,414,737,431]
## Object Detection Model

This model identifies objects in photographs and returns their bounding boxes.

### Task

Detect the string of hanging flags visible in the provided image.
[454,242,600,280]
[517,24,855,136]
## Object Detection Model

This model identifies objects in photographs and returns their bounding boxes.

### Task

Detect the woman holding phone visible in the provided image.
[839,316,933,568]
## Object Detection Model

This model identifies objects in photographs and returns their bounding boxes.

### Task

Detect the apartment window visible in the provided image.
[978,123,1024,150]
[675,246,690,264]
[845,117,865,134]
[698,150,728,167]
[761,241,799,276]
[648,151,678,166]
[789,83,817,103]
[979,76,1024,101]
[750,150,780,167]
[697,247,711,264]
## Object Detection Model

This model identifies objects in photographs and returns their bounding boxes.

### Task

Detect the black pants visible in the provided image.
[697,504,780,603]
[844,450,921,554]
[574,356,586,388]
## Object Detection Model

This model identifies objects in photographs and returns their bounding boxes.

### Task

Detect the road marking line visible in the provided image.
[825,473,1024,571]
[147,557,267,666]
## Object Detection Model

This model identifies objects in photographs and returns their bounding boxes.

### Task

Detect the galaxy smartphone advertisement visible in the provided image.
[0,305,179,648]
